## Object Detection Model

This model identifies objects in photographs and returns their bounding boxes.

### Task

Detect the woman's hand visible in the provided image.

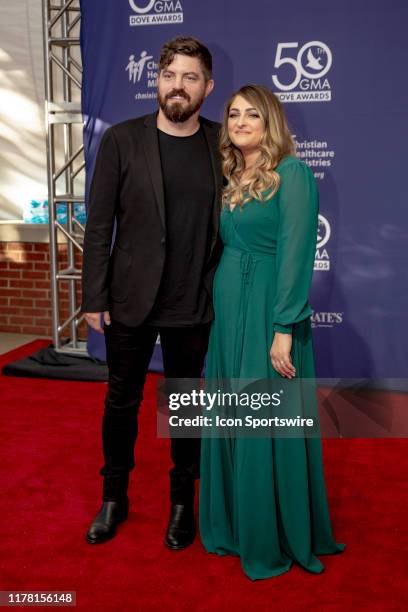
[270,332,296,378]
[84,311,111,334]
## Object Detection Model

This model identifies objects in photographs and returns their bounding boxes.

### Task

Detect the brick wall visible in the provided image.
[0,241,86,339]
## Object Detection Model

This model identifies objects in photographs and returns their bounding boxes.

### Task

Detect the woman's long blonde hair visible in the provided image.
[220,85,296,207]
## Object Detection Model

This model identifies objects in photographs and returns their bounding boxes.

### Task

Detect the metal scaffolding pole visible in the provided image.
[42,0,87,356]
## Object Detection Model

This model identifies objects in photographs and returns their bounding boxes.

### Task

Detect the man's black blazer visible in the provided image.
[81,111,223,327]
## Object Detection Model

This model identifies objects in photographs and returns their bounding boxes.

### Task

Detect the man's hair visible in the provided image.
[159,36,213,81]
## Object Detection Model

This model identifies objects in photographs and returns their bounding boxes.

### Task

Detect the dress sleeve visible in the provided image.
[273,160,318,334]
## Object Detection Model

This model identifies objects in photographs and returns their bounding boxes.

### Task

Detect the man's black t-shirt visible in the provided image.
[146,126,215,327]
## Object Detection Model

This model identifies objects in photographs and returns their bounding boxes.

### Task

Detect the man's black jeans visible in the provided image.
[101,319,211,504]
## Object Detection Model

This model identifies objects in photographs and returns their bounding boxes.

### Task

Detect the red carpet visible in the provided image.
[0,341,407,611]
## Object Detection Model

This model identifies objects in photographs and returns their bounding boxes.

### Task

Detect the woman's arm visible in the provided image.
[270,159,318,377]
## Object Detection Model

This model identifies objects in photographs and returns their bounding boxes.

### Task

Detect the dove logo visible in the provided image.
[272,41,333,103]
[306,49,323,70]
[314,214,331,271]
[128,0,183,26]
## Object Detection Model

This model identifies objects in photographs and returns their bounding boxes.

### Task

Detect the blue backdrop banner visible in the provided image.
[80,0,408,378]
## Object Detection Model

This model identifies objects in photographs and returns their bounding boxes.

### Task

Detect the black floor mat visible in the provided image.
[1,344,108,382]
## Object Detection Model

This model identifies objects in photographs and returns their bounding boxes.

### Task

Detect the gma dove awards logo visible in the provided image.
[272,41,332,102]
[128,0,183,26]
[315,214,331,271]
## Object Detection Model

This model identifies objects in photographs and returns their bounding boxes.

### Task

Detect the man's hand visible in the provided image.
[270,332,296,379]
[84,311,111,334]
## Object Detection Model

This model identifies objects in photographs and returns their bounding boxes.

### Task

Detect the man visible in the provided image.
[81,37,222,550]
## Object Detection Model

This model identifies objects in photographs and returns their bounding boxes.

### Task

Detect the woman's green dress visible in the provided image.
[199,156,345,580]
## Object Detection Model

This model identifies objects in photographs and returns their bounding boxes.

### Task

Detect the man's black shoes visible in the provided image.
[164,503,196,550]
[86,498,196,549]
[86,499,129,544]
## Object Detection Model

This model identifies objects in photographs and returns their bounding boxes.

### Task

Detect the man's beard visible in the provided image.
[158,88,205,123]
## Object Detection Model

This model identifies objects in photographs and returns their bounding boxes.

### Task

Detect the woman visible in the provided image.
[199,85,345,580]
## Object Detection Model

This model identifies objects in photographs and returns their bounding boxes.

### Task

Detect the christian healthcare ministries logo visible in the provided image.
[126,51,158,100]
[272,41,332,103]
[128,0,183,26]
[314,214,331,271]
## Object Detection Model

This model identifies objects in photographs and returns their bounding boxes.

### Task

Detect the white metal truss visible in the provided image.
[42,0,87,355]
